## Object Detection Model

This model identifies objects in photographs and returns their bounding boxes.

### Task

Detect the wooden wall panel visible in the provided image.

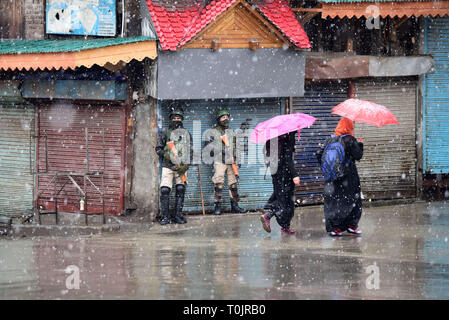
[184,2,287,49]
[0,0,24,39]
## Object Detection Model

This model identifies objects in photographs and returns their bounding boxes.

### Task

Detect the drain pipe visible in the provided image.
[121,0,125,37]
[348,81,355,98]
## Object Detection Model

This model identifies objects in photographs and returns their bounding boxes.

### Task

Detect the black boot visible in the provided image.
[213,202,222,215]
[172,184,187,224]
[212,185,222,215]
[230,199,246,214]
[229,184,246,213]
[159,187,171,225]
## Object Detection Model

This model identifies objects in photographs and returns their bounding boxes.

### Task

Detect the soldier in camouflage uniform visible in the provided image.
[204,109,246,215]
[155,107,192,225]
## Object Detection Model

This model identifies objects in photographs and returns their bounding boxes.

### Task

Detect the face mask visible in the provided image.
[220,119,229,128]
[171,120,183,129]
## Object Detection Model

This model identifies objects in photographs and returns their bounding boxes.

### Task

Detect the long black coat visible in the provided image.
[316,135,364,232]
[263,131,297,229]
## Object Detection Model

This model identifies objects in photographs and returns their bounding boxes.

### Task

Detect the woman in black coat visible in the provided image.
[260,131,300,234]
[316,118,364,236]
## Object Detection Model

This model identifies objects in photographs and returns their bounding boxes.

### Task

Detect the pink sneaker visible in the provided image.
[347,225,362,235]
[281,227,296,234]
[260,214,271,233]
[330,228,343,236]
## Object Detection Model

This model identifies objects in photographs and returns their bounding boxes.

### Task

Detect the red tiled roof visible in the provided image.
[255,0,311,48]
[146,0,311,50]
[146,0,205,51]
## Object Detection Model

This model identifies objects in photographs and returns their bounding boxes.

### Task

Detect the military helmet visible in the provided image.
[169,108,184,120]
[216,109,230,120]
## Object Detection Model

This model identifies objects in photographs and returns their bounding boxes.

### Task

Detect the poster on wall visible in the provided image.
[46,0,116,36]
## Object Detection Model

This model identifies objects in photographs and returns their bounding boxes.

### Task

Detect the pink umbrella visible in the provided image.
[250,113,316,144]
[332,98,399,128]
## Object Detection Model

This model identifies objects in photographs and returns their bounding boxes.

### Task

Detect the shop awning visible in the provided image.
[320,1,449,19]
[294,1,449,19]
[305,53,434,79]
[0,36,157,71]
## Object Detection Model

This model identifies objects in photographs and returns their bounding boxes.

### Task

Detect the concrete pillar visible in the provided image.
[131,98,159,221]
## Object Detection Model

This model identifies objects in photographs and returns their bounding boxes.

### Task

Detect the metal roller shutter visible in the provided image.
[160,98,282,213]
[292,82,348,204]
[0,103,35,217]
[37,103,125,215]
[423,17,449,173]
[354,78,417,199]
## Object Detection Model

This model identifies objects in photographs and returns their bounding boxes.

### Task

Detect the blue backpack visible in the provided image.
[321,134,349,182]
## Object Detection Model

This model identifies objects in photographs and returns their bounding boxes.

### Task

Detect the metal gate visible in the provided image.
[292,82,348,204]
[354,78,417,199]
[160,98,282,213]
[0,103,35,217]
[423,17,449,174]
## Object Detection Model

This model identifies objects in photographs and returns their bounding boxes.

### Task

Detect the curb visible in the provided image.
[4,210,264,238]
[2,199,422,238]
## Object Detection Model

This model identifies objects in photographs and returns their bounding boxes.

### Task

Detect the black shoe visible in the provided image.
[172,207,187,224]
[160,216,171,225]
[172,214,186,224]
[213,203,222,215]
[231,200,246,214]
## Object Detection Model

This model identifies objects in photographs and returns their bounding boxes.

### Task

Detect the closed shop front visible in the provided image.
[0,37,158,219]
[0,99,35,217]
[354,78,418,199]
[292,82,348,204]
[423,16,449,174]
[160,98,283,213]
[36,103,125,215]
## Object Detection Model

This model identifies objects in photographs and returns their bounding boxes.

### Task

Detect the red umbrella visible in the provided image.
[331,98,399,128]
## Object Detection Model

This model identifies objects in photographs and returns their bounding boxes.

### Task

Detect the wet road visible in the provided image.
[1,201,449,299]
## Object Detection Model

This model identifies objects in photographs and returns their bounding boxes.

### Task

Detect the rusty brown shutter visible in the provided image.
[37,103,125,215]
[354,78,417,199]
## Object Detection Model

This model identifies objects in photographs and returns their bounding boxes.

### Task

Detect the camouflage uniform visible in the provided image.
[155,108,192,224]
[205,109,246,215]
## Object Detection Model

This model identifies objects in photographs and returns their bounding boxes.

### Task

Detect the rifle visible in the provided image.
[221,135,239,177]
[166,141,188,184]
